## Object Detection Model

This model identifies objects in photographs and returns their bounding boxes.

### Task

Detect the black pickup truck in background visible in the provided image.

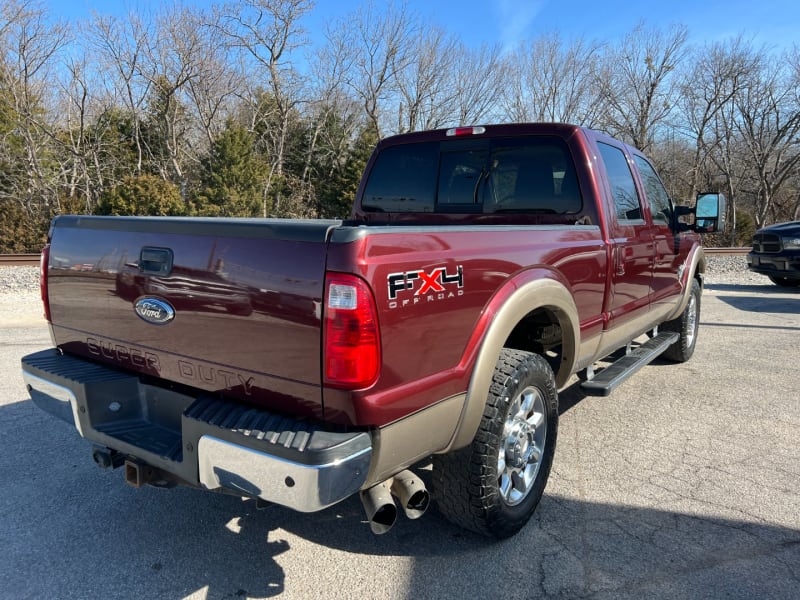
[747,221,800,287]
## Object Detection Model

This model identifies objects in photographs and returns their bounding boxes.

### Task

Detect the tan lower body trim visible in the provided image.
[364,393,466,487]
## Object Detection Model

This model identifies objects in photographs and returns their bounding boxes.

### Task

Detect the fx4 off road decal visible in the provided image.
[387,265,464,308]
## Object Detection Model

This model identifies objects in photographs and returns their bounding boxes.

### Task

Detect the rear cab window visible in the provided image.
[361,135,591,224]
[360,142,438,212]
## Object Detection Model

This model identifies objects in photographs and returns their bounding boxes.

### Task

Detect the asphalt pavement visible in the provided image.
[1,280,798,600]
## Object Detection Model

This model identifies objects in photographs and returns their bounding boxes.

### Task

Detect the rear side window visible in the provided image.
[362,136,582,215]
[597,142,642,221]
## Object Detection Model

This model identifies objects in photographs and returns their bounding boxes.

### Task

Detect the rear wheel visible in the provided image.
[662,278,701,362]
[432,349,558,539]
[767,275,800,288]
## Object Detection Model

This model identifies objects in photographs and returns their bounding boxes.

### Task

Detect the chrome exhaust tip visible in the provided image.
[360,481,397,535]
[390,470,429,520]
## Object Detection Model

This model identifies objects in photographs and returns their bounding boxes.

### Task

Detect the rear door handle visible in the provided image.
[613,246,625,276]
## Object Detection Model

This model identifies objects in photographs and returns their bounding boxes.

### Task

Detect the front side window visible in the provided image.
[597,142,642,221]
[633,155,672,225]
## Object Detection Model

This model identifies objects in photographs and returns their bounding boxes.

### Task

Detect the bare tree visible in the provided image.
[675,37,763,242]
[58,52,94,209]
[140,4,211,184]
[451,42,505,126]
[0,0,66,209]
[186,8,241,150]
[76,5,233,203]
[57,27,144,206]
[502,32,604,126]
[215,0,313,216]
[395,25,459,132]
[695,66,759,244]
[679,36,760,200]
[597,23,689,152]
[331,0,415,137]
[789,47,800,221]
[303,29,363,188]
[88,11,153,175]
[733,49,800,226]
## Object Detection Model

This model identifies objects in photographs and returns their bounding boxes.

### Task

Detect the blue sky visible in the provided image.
[50,0,799,52]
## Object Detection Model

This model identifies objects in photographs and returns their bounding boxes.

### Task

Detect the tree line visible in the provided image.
[2,0,799,252]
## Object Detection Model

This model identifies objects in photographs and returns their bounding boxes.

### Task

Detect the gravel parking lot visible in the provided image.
[1,259,798,600]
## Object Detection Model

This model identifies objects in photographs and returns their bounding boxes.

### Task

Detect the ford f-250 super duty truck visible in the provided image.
[22,123,724,539]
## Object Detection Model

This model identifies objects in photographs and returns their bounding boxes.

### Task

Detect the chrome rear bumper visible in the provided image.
[197,435,371,512]
[21,349,372,512]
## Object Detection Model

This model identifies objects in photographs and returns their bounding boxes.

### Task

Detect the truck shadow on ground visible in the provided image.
[712,294,800,315]
[705,282,800,315]
[556,379,588,415]
[4,397,799,599]
[705,281,799,295]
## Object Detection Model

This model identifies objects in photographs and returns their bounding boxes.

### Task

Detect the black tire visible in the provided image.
[767,275,800,288]
[661,278,701,363]
[431,349,558,539]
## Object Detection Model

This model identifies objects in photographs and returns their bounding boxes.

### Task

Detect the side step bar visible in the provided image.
[580,331,679,397]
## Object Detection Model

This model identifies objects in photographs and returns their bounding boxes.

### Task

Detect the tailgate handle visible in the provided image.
[139,247,173,275]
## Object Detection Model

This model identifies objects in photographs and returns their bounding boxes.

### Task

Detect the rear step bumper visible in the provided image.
[21,349,372,512]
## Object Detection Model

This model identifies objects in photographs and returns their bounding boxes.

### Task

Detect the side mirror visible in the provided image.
[693,192,726,233]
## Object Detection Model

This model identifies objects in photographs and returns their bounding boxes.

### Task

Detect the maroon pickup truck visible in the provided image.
[22,123,724,538]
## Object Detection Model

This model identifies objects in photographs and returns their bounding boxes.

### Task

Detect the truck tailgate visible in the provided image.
[46,216,340,419]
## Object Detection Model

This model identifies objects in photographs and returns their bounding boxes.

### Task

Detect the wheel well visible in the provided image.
[503,307,563,374]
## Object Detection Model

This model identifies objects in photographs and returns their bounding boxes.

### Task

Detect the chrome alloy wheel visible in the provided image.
[497,385,547,506]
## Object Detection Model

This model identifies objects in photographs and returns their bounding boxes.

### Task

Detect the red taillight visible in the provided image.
[323,273,381,389]
[40,244,51,322]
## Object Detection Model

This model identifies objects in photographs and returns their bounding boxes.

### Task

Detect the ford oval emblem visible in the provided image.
[134,297,175,325]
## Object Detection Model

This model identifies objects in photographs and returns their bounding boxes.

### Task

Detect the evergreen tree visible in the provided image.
[96,174,187,216]
[0,83,26,204]
[0,66,57,251]
[86,107,141,192]
[194,121,263,217]
[317,124,378,218]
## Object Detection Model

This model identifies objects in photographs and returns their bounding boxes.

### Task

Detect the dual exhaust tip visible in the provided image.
[359,470,429,535]
[95,446,426,535]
